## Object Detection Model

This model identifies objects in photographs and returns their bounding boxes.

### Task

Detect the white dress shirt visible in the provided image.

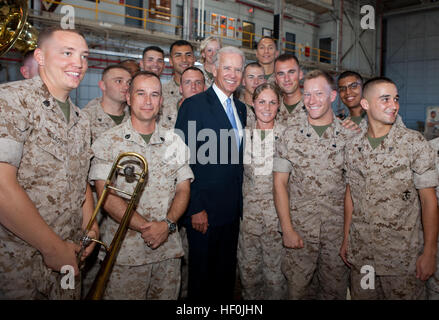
[212,83,244,143]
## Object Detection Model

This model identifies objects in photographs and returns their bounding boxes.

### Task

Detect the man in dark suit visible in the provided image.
[175,46,246,300]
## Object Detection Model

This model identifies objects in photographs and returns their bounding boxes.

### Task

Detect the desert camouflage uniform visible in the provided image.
[237,121,287,300]
[265,73,276,84]
[237,94,255,128]
[89,118,194,299]
[82,97,130,144]
[239,96,256,128]
[80,97,130,296]
[427,137,439,300]
[345,121,438,300]
[160,79,182,128]
[200,65,214,88]
[273,115,351,300]
[245,104,256,129]
[358,113,405,132]
[178,224,189,299]
[276,99,307,127]
[160,100,180,129]
[0,76,92,300]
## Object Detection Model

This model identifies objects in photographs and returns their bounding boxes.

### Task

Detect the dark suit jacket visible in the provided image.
[175,86,247,227]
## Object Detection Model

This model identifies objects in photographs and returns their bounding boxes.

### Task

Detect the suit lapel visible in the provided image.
[206,86,233,130]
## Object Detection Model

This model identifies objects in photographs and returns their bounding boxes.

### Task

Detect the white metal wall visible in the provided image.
[384,9,439,130]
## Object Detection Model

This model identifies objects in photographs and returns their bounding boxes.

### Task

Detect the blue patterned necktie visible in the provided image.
[226,97,240,149]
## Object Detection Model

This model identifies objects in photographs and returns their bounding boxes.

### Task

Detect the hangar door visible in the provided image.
[384,10,439,131]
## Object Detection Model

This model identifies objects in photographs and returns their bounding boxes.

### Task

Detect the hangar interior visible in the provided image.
[0,0,438,131]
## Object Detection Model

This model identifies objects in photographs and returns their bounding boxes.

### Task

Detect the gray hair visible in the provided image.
[215,46,246,69]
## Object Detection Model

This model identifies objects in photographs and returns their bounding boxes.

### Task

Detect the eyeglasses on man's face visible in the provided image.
[338,81,361,93]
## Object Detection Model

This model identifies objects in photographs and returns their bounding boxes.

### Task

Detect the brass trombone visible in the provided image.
[78,152,148,300]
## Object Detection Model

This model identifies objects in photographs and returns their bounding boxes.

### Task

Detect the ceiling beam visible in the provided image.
[383,1,439,17]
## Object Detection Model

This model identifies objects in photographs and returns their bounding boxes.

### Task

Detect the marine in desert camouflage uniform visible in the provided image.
[81,64,131,296]
[89,71,193,300]
[199,36,221,88]
[274,55,359,134]
[82,97,130,143]
[341,77,438,300]
[237,83,287,300]
[239,62,266,128]
[273,53,307,127]
[140,46,165,77]
[161,40,195,128]
[256,37,278,84]
[0,27,97,300]
[82,65,131,144]
[273,70,351,300]
[161,66,205,130]
[337,71,367,126]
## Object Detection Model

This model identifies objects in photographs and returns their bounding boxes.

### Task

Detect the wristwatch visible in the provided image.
[164,218,177,234]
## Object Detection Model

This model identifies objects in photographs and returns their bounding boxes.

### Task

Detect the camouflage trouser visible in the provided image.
[350,266,426,300]
[427,241,439,300]
[81,188,109,298]
[0,252,80,300]
[81,247,102,299]
[237,228,287,300]
[179,225,189,300]
[103,258,181,300]
[282,239,349,300]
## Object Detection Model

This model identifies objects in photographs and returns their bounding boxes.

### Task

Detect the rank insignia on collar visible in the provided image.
[402,190,411,201]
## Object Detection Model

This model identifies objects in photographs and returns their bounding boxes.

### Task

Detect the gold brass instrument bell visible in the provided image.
[78,152,148,300]
[0,0,39,56]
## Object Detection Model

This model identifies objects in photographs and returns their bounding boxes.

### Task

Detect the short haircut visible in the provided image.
[181,66,205,83]
[37,26,85,48]
[362,76,396,98]
[252,82,281,103]
[170,40,193,55]
[257,36,277,48]
[304,69,336,90]
[101,64,131,80]
[129,71,161,93]
[274,53,300,68]
[200,36,221,63]
[215,46,246,69]
[338,70,363,85]
[22,50,35,64]
[120,59,138,65]
[244,62,263,75]
[142,46,165,59]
